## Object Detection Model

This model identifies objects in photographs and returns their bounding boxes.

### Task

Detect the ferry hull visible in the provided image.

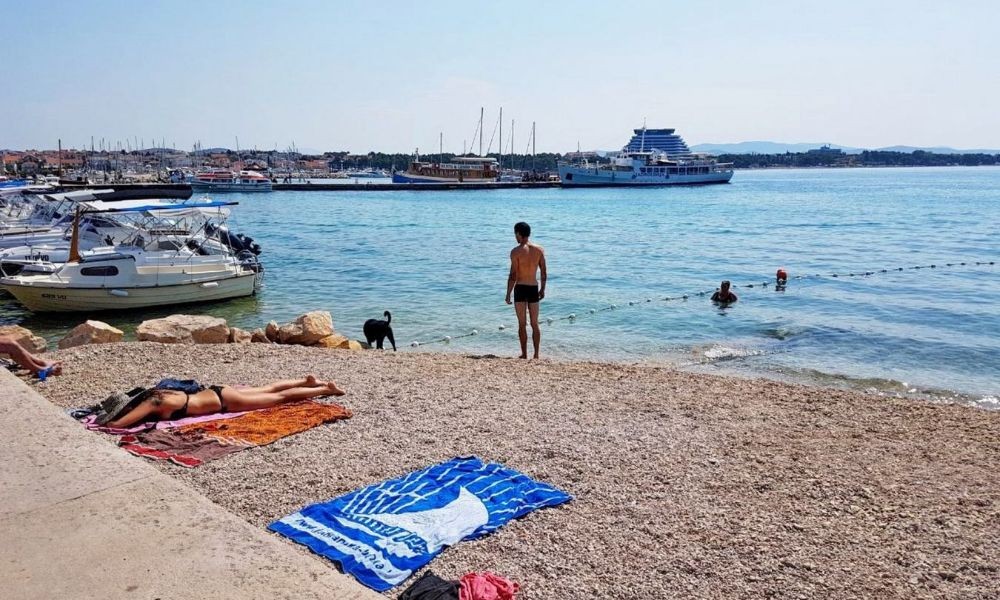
[558,167,733,187]
[0,272,258,312]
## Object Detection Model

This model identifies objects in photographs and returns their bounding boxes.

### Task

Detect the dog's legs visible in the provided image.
[387,330,396,351]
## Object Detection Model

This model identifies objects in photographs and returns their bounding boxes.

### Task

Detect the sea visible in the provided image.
[2,167,998,408]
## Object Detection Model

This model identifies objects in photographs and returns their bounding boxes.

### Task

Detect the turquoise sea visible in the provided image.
[3,167,998,406]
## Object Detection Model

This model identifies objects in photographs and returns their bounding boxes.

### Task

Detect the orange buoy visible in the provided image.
[776,268,788,283]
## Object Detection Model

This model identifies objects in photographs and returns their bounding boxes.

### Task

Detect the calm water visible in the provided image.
[3,167,998,406]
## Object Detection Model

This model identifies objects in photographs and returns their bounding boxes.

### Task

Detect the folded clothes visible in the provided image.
[399,570,459,600]
[459,572,519,600]
[269,456,571,591]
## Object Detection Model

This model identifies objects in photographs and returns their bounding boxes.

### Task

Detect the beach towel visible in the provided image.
[119,400,352,467]
[459,572,519,600]
[269,456,571,591]
[177,400,352,445]
[80,410,251,435]
[118,430,245,468]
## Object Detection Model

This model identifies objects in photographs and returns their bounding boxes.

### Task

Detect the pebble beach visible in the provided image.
[34,342,1000,599]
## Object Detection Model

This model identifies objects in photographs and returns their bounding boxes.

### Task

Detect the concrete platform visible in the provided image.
[0,369,381,600]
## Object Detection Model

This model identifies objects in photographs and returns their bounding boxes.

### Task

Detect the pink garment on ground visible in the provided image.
[81,410,250,435]
[458,573,520,600]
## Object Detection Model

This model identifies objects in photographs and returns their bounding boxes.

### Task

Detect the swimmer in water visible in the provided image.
[711,280,738,305]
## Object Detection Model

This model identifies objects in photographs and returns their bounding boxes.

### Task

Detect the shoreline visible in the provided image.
[30,342,1000,599]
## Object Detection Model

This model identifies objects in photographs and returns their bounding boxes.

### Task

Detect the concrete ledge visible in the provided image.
[0,370,380,600]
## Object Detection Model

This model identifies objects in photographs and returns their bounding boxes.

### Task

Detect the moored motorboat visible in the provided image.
[0,200,263,312]
[191,169,273,192]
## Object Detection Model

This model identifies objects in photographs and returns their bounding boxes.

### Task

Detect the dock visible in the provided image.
[57,181,562,193]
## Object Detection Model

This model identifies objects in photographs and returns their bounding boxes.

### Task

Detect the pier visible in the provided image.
[59,181,562,193]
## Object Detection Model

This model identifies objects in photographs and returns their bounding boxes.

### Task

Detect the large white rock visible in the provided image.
[136,315,230,344]
[57,321,124,349]
[0,325,47,353]
[277,311,334,345]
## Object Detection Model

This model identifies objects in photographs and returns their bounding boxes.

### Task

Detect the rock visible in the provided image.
[312,334,349,348]
[228,327,252,344]
[250,328,270,343]
[264,321,280,342]
[136,315,230,344]
[277,311,334,345]
[338,339,364,351]
[0,325,47,353]
[57,320,124,349]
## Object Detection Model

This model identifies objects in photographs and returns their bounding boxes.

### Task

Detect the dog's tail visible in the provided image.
[384,310,391,324]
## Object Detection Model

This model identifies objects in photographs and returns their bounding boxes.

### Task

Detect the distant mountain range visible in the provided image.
[688,141,1000,155]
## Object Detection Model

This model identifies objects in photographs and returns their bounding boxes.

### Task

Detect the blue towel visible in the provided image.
[269,456,571,591]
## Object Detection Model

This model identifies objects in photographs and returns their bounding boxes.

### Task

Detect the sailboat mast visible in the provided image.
[532,122,536,172]
[479,107,484,157]
[499,107,503,171]
[439,132,443,166]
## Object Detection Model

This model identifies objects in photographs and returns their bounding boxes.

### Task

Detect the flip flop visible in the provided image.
[36,365,56,382]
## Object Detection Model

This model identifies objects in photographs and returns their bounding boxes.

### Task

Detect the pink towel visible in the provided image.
[81,410,250,434]
[459,572,520,600]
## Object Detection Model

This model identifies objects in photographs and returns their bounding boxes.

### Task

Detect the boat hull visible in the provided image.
[392,173,497,184]
[558,166,733,187]
[190,182,273,193]
[0,272,258,312]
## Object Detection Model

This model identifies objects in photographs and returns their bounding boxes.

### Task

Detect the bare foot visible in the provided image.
[325,381,346,396]
[519,354,528,359]
[305,374,319,386]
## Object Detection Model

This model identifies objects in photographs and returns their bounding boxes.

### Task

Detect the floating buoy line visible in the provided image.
[407,260,996,348]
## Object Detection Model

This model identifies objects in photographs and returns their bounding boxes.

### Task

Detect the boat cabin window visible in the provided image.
[155,240,183,251]
[80,266,119,276]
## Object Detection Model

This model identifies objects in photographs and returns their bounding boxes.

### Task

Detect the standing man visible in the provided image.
[505,222,547,359]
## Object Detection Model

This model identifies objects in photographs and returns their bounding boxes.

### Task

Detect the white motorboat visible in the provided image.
[0,200,263,312]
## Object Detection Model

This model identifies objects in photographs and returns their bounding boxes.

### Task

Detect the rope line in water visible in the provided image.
[407,259,997,348]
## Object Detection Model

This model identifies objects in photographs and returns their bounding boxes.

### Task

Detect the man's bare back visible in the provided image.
[510,243,545,287]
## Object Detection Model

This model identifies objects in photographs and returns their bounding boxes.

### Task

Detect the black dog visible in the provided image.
[363,311,396,351]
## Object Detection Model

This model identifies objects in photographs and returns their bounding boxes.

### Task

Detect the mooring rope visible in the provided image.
[407,260,996,347]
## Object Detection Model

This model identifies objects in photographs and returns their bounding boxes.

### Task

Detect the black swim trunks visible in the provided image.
[513,284,540,303]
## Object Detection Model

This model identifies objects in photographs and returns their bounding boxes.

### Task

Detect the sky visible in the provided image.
[2,0,998,153]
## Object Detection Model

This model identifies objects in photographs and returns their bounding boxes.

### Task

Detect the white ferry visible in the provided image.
[558,128,733,187]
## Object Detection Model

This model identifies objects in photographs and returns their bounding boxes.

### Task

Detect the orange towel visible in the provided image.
[179,400,352,446]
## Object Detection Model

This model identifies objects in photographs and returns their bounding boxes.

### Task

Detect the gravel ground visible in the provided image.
[32,342,1000,599]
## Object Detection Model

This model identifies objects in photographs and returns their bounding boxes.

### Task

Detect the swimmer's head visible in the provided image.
[720,280,731,291]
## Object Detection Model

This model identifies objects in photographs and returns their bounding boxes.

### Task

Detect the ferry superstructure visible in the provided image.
[558,128,733,187]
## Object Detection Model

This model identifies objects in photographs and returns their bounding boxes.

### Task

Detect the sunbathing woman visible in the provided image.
[105,375,344,429]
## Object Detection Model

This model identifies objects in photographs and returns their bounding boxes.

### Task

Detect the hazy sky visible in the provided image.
[3,0,998,152]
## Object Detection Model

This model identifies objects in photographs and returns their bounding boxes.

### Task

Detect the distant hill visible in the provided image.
[690,141,864,155]
[691,141,1000,155]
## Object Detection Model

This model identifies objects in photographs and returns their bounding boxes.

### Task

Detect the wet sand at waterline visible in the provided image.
[35,343,999,599]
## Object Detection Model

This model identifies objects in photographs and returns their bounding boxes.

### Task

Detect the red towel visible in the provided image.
[458,572,519,600]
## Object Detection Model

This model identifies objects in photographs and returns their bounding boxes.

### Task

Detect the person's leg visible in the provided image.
[238,375,323,394]
[528,302,541,359]
[514,302,528,359]
[0,338,60,375]
[221,382,345,412]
